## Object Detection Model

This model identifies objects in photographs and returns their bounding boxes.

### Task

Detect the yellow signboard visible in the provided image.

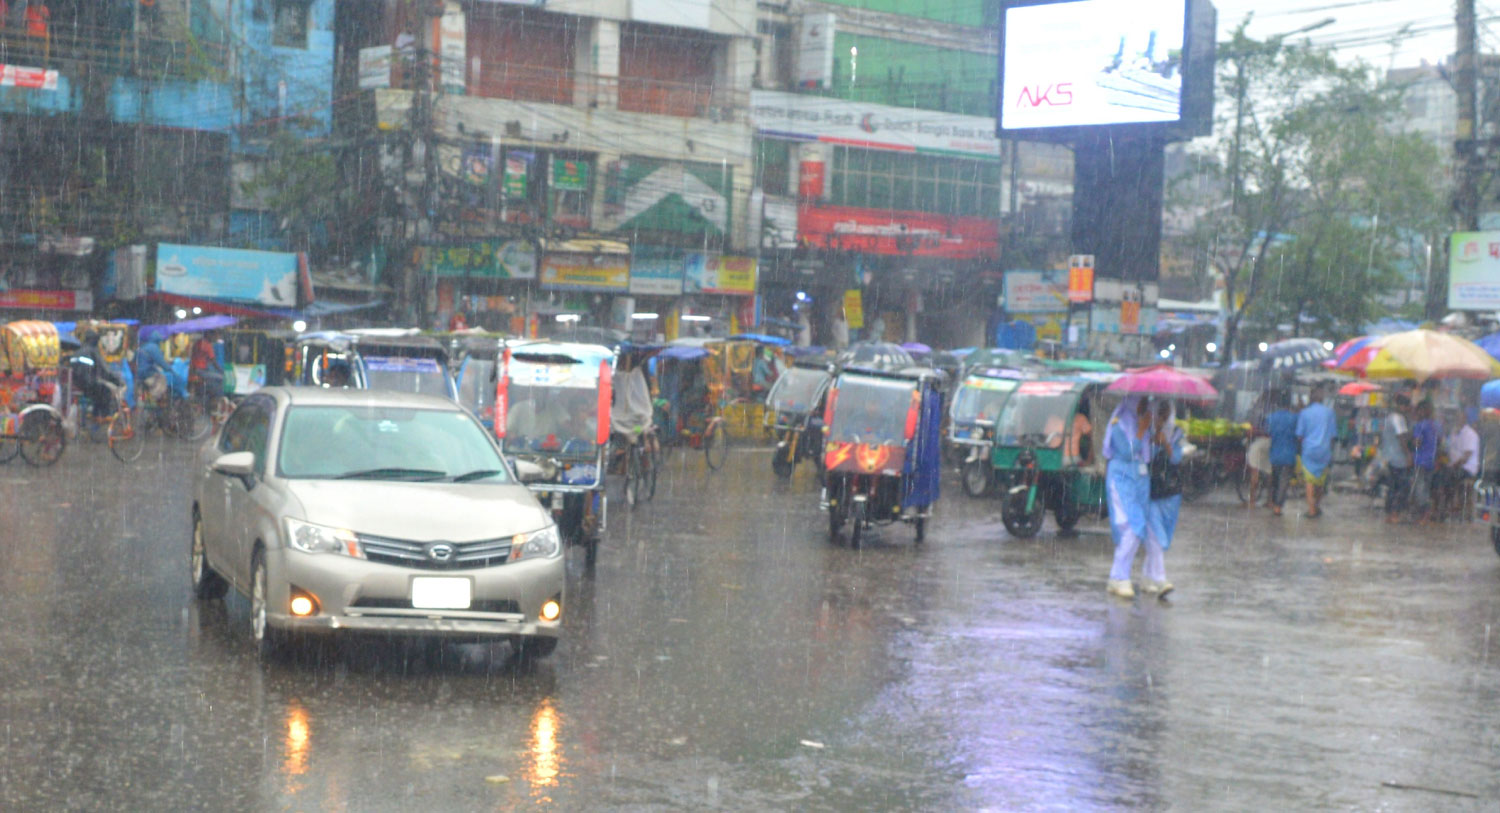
[540,254,630,291]
[843,289,865,330]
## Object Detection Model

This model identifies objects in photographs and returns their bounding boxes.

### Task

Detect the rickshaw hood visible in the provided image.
[282,480,553,540]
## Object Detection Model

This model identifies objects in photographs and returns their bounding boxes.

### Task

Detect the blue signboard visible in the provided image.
[155,244,301,306]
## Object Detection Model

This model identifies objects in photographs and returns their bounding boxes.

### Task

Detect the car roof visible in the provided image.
[266,386,464,411]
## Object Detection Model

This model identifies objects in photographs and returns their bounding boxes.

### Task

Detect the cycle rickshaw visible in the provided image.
[0,320,67,466]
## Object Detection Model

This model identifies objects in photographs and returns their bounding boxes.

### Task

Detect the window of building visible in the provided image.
[755,140,791,196]
[829,147,1003,218]
[272,0,310,49]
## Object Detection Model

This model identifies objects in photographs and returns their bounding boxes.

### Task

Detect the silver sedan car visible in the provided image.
[190,387,564,658]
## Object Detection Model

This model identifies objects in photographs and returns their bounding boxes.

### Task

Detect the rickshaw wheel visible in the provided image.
[1491,525,1500,557]
[19,412,65,467]
[827,500,845,539]
[1055,500,1081,532]
[640,449,658,501]
[704,422,729,471]
[584,538,599,569]
[1001,493,1046,538]
[109,410,145,463]
[962,459,991,497]
[914,517,926,543]
[849,502,866,549]
[771,447,795,478]
[624,446,641,508]
[0,435,18,463]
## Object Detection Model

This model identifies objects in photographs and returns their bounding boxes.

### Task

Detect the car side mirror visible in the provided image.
[212,451,256,481]
[512,459,546,483]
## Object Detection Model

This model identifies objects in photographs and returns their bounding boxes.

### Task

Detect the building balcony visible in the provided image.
[0,23,228,80]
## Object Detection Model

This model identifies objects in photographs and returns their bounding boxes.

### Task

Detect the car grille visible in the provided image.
[356,533,513,569]
[348,597,521,614]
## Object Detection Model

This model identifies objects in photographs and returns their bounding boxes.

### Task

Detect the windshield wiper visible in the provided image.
[450,469,505,483]
[333,467,447,481]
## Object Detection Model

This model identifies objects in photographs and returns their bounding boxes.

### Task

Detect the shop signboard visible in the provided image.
[551,157,590,191]
[629,247,686,296]
[609,157,731,238]
[797,205,999,261]
[683,255,758,295]
[1003,270,1068,314]
[0,289,92,311]
[1068,254,1095,303]
[0,64,59,91]
[438,4,466,93]
[843,289,865,329]
[357,46,392,90]
[155,244,302,306]
[1448,231,1500,310]
[504,151,532,199]
[540,254,630,292]
[424,241,536,279]
[751,90,1002,160]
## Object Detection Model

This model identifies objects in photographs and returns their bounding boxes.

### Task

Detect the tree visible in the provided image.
[1190,20,1446,362]
[238,130,352,258]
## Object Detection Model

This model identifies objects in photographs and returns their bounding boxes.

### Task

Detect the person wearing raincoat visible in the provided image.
[1103,395,1153,598]
[1143,399,1182,598]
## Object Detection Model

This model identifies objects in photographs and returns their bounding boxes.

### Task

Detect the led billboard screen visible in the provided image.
[998,0,1214,140]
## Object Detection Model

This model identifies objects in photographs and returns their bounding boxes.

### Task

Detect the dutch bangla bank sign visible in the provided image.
[750,90,1001,159]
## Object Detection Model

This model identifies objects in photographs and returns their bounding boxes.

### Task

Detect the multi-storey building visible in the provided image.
[340,0,760,336]
[751,0,1073,348]
[0,0,335,318]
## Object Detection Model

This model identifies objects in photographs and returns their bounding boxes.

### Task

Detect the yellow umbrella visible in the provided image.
[1361,329,1500,382]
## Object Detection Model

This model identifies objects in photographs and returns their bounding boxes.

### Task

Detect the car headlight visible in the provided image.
[509,525,561,562]
[285,518,364,557]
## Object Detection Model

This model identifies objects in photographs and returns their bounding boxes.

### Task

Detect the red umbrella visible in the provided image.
[1337,381,1380,396]
[1107,364,1218,401]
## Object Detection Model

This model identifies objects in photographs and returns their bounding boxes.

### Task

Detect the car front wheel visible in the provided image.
[250,550,286,658]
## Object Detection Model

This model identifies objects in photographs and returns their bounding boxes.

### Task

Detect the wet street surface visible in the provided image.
[2,442,1498,810]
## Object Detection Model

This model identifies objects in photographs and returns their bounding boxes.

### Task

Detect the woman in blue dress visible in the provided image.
[1103,395,1153,598]
[1143,399,1183,598]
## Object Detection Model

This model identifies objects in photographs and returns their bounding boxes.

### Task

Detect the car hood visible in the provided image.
[283,480,552,541]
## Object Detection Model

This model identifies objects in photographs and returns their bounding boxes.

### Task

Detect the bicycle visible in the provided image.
[183,381,235,442]
[107,392,196,463]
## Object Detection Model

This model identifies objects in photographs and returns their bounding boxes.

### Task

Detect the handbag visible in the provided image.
[1149,447,1182,499]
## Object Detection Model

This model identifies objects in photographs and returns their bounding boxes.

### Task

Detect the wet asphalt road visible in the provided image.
[2,439,1499,811]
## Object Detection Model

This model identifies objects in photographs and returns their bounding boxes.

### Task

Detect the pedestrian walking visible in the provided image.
[1143,399,1183,597]
[1295,383,1338,517]
[1265,390,1299,516]
[1411,401,1440,523]
[1103,396,1154,599]
[1244,390,1273,506]
[1380,394,1413,523]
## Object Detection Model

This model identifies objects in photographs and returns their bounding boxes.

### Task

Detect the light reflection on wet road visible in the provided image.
[1,443,1497,809]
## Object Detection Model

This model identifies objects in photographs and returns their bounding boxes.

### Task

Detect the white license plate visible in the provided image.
[410,577,472,610]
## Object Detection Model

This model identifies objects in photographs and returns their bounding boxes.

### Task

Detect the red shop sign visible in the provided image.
[797,205,998,260]
[0,289,92,311]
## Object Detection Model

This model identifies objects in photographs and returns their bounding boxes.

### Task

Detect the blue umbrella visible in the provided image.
[1476,333,1500,361]
[1482,379,1500,409]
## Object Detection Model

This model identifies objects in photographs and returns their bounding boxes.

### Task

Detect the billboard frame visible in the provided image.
[996,0,1216,143]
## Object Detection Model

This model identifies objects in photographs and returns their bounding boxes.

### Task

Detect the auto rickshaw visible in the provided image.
[764,361,832,479]
[292,332,458,400]
[496,341,615,567]
[222,328,296,394]
[948,368,1024,497]
[450,334,505,430]
[0,320,67,466]
[820,366,945,548]
[990,377,1112,538]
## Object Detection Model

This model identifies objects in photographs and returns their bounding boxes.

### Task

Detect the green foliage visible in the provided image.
[1185,19,1448,361]
[238,131,350,255]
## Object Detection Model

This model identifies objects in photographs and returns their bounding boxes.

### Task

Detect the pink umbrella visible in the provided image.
[1107,364,1218,401]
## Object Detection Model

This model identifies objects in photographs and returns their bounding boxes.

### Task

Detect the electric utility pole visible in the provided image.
[1456,0,1480,232]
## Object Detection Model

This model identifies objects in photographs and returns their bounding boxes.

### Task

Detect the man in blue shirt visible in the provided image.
[1295,384,1338,517]
[1265,390,1299,516]
[1410,401,1441,522]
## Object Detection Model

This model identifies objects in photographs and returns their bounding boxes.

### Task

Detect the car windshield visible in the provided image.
[994,384,1080,449]
[362,356,451,399]
[767,367,829,415]
[277,405,510,482]
[504,384,599,456]
[827,377,915,446]
[952,378,1018,425]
